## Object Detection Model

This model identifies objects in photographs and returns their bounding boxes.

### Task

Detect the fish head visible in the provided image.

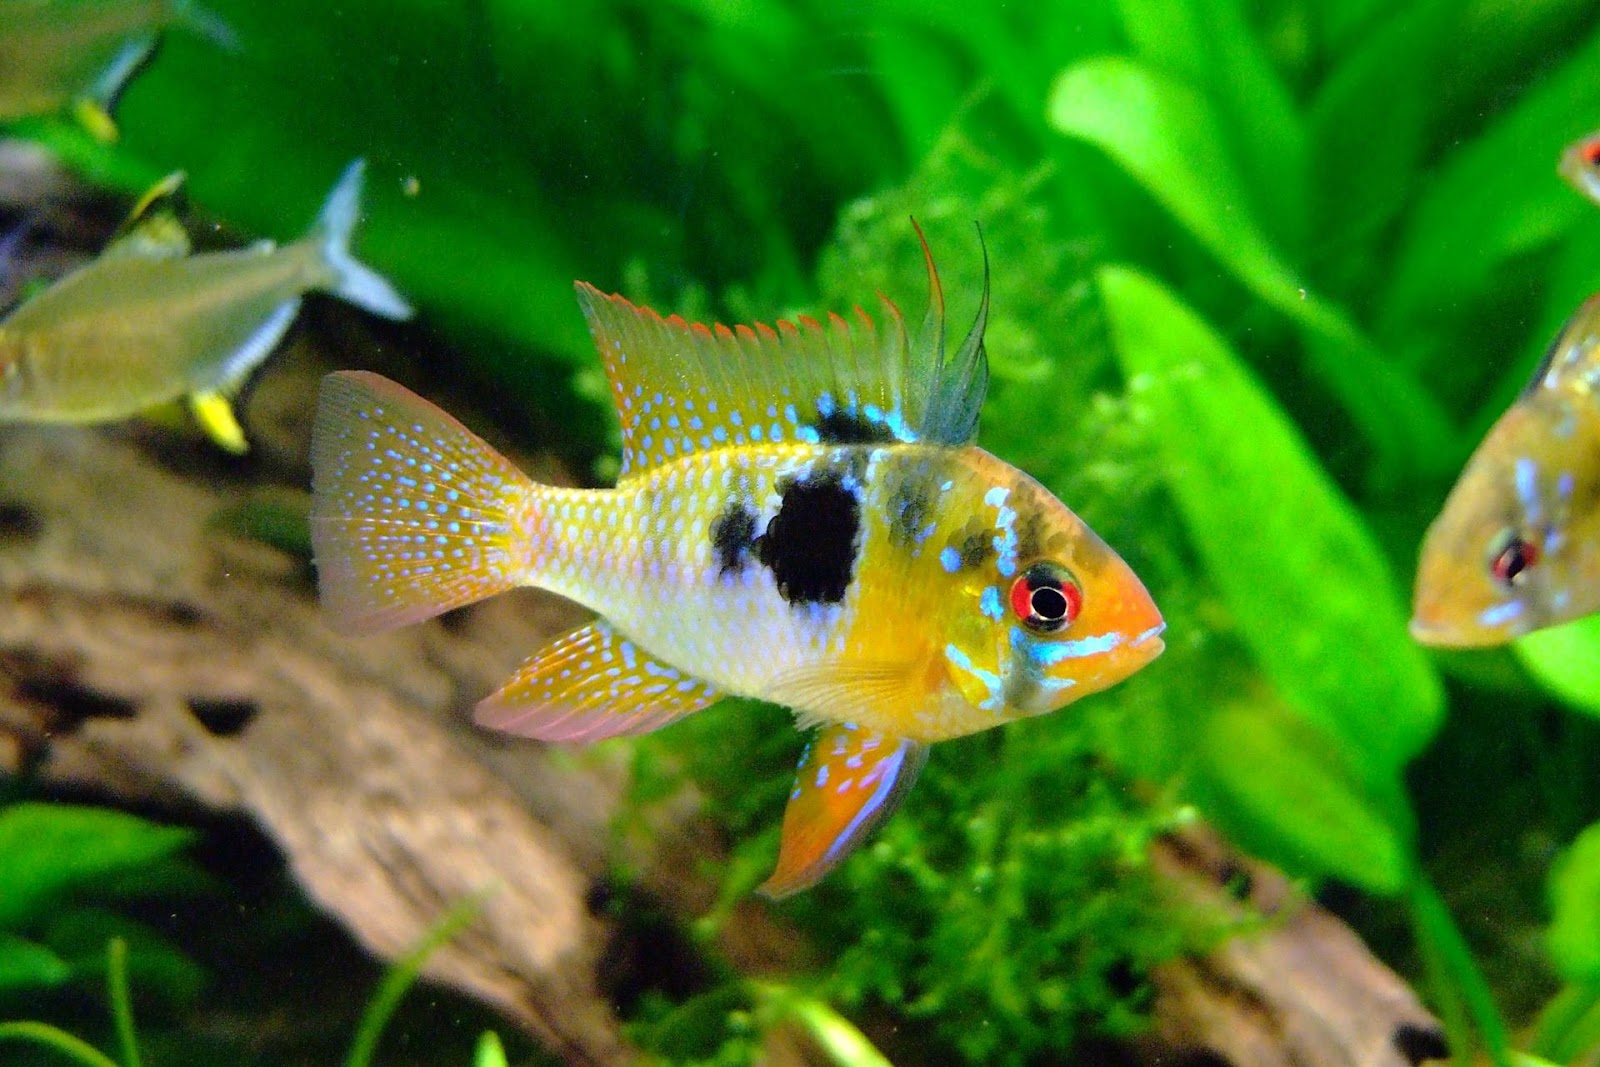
[1412,398,1600,647]
[934,453,1165,717]
[1560,132,1600,207]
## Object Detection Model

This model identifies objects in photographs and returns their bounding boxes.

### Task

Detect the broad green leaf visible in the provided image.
[43,909,206,1007]
[1306,0,1459,301]
[1516,616,1600,718]
[1201,702,1411,892]
[1115,0,1308,253]
[0,935,70,993]
[1547,820,1600,980]
[1049,56,1298,308]
[1380,19,1600,346]
[1048,56,1452,475]
[0,804,195,928]
[1099,264,1443,771]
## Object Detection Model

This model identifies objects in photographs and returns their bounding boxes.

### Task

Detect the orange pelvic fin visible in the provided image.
[474,620,720,743]
[757,723,927,899]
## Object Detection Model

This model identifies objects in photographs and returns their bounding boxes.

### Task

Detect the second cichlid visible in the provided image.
[309,231,1166,897]
[0,159,412,452]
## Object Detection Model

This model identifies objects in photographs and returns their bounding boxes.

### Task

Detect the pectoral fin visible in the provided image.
[188,391,247,454]
[757,723,927,899]
[474,620,720,743]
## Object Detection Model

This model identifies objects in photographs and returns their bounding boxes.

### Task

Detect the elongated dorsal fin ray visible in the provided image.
[474,620,720,742]
[924,222,990,446]
[576,227,991,478]
[757,724,927,899]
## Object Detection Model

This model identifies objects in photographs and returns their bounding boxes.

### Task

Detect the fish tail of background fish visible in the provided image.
[172,0,240,50]
[305,160,413,321]
[309,370,550,633]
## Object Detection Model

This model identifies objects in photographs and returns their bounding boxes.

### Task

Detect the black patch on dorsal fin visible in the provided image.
[756,468,860,605]
[814,408,896,445]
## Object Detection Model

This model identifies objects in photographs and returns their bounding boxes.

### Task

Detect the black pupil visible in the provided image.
[1499,540,1528,581]
[1030,585,1068,621]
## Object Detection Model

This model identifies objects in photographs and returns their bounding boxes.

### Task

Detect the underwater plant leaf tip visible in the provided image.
[0,1022,123,1067]
[343,893,490,1067]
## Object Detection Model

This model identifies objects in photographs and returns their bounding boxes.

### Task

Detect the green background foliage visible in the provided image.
[10,0,1600,1063]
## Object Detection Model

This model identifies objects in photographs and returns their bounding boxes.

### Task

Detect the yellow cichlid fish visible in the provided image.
[1412,295,1600,646]
[0,159,412,453]
[1411,135,1600,647]
[309,233,1165,896]
[0,0,235,142]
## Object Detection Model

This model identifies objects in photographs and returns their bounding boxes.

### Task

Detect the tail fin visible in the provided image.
[172,0,241,51]
[309,160,414,321]
[310,372,537,633]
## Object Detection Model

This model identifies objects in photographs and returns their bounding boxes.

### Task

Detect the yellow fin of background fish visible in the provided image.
[70,98,122,143]
[188,390,246,453]
[758,723,927,899]
[474,620,722,742]
[309,371,535,633]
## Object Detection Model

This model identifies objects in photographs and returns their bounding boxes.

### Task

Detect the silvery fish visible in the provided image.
[0,159,412,453]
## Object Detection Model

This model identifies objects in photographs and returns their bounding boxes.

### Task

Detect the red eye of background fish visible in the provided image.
[1585,140,1600,165]
[1009,562,1083,633]
[1490,534,1539,588]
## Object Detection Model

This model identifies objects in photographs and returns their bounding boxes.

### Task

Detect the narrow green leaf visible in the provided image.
[0,1023,121,1067]
[1516,616,1600,718]
[1549,825,1600,984]
[1200,702,1410,892]
[1099,264,1443,770]
[0,805,195,929]
[1380,20,1600,345]
[0,934,71,993]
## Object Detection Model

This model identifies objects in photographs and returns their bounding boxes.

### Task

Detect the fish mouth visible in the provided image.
[1122,621,1166,664]
[1408,614,1510,650]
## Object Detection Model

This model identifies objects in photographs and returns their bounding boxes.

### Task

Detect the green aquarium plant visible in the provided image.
[10,0,1600,1064]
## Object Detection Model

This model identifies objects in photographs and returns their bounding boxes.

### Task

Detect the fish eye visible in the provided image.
[1489,530,1539,589]
[1009,561,1083,633]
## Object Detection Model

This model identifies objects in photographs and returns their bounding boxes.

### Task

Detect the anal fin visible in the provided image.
[474,620,719,743]
[188,391,247,454]
[757,723,927,899]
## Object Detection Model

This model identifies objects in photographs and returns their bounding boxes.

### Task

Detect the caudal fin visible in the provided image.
[309,372,536,632]
[310,160,414,321]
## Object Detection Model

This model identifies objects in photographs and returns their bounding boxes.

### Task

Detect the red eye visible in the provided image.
[1009,562,1083,633]
[1490,533,1538,588]
[1585,139,1600,166]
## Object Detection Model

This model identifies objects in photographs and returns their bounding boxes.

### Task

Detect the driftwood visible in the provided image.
[0,159,1446,1066]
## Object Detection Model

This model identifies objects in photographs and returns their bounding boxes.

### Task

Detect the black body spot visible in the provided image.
[710,500,758,575]
[959,529,990,568]
[887,478,933,548]
[756,470,860,605]
[812,408,894,445]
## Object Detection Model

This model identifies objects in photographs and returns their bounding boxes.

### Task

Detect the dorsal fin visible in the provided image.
[1525,293,1600,397]
[576,224,991,480]
[102,171,191,261]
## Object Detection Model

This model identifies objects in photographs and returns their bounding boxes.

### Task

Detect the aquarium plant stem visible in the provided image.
[0,1022,124,1067]
[108,937,141,1067]
[1410,878,1510,1067]
[343,894,486,1067]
